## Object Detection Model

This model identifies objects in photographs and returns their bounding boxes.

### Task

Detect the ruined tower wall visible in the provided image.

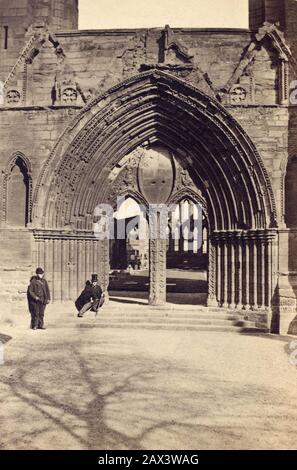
[0,0,78,80]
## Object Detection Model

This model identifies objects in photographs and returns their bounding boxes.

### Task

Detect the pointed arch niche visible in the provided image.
[2,153,32,227]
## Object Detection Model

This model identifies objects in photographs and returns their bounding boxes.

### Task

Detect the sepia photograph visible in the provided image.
[0,0,297,460]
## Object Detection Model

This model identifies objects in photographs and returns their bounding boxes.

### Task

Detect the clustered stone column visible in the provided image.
[207,239,217,306]
[98,239,110,300]
[211,230,277,312]
[33,231,109,301]
[149,237,167,306]
[149,212,167,306]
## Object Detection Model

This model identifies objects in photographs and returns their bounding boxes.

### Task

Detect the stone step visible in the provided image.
[47,305,253,320]
[8,316,269,334]
[85,317,257,327]
[97,312,246,323]
[99,306,258,317]
[72,322,266,333]
[104,304,225,313]
[3,312,266,334]
[0,301,268,334]
[49,304,264,322]
[104,305,240,314]
[45,310,260,332]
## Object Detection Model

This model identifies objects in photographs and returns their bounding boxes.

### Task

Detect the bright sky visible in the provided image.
[78,0,249,29]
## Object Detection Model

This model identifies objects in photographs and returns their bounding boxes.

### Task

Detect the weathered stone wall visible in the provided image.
[0,107,80,181]
[15,28,282,107]
[0,0,78,80]
[228,105,289,224]
[249,0,285,31]
[0,23,287,172]
[0,228,33,301]
[0,28,255,106]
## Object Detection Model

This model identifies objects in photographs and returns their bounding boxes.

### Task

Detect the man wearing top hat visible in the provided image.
[27,267,51,330]
[75,273,103,318]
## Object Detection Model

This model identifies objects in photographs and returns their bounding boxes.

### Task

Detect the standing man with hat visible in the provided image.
[75,274,103,318]
[27,267,51,330]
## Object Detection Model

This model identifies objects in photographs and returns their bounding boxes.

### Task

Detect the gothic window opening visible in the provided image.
[167,198,207,258]
[6,156,31,227]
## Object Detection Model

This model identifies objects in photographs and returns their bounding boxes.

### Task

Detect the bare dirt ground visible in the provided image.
[0,302,297,450]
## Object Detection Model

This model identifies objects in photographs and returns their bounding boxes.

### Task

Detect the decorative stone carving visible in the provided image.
[161,25,194,64]
[227,70,255,105]
[61,87,77,104]
[3,32,40,93]
[149,235,167,306]
[172,163,205,210]
[222,22,293,105]
[6,89,21,105]
[255,22,292,62]
[3,25,67,107]
[107,153,140,205]
[230,85,248,104]
[207,239,217,306]
[140,62,194,78]
[139,26,211,95]
[98,238,110,299]
[138,147,174,204]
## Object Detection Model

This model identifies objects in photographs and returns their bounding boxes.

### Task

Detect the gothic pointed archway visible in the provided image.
[32,70,277,325]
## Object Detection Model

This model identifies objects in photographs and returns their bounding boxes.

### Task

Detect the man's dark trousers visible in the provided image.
[30,302,46,329]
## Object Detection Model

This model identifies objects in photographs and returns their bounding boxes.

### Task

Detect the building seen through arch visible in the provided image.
[109,194,208,303]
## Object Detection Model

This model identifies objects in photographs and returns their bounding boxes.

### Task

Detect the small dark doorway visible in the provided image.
[7,157,30,227]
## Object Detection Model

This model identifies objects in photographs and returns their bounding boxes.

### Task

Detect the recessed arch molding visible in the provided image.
[32,70,278,324]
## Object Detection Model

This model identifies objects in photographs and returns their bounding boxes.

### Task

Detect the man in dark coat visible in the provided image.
[27,267,51,330]
[75,274,103,317]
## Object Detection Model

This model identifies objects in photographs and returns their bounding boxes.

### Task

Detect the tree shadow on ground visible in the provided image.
[1,341,207,449]
[1,335,297,450]
[0,333,12,344]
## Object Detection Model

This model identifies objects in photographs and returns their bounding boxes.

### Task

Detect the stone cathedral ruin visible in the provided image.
[1,0,297,334]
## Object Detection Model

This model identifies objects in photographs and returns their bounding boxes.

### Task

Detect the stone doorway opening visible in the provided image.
[108,193,209,306]
[109,196,150,304]
[166,199,208,305]
[33,71,278,330]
